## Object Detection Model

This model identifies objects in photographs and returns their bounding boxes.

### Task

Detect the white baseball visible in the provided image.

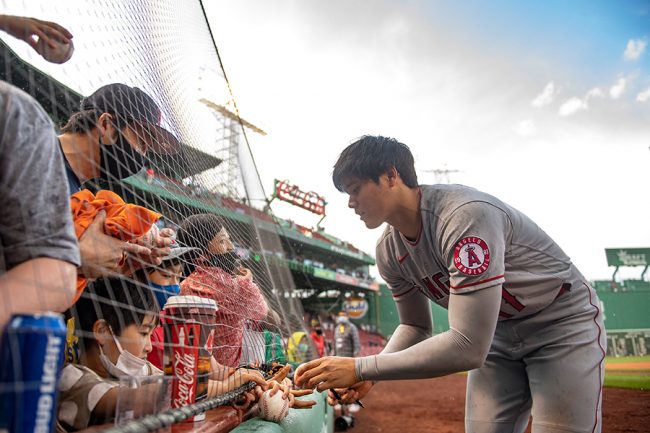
[135,224,159,248]
[35,38,74,64]
[258,389,289,423]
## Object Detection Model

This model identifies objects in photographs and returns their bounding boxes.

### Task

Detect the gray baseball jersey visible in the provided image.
[376,184,586,319]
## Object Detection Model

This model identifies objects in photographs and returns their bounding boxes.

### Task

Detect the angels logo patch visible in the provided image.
[453,237,490,275]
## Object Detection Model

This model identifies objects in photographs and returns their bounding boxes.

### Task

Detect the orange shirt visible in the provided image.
[70,189,161,301]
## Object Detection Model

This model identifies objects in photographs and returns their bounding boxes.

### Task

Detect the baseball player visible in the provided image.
[295,136,606,433]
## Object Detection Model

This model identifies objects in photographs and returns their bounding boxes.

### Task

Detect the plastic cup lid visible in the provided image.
[163,295,217,311]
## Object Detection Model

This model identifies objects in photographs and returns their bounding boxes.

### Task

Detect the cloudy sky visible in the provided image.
[3,1,647,282]
[205,0,650,281]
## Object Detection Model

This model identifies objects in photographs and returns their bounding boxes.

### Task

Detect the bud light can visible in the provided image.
[0,312,66,433]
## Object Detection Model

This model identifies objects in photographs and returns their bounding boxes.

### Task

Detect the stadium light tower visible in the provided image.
[200,98,266,199]
[420,166,461,184]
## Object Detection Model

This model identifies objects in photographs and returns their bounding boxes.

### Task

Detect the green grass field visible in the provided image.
[604,356,650,391]
[605,355,650,364]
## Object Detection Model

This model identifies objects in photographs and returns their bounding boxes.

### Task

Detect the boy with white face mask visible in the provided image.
[57,274,268,431]
[57,275,162,431]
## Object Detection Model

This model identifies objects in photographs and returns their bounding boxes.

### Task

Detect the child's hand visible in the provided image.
[207,368,268,398]
[241,369,268,389]
[232,389,256,410]
[267,379,291,401]
[289,388,317,409]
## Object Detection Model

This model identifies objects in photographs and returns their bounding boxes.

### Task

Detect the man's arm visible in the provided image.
[0,15,72,51]
[0,258,77,328]
[379,288,433,355]
[356,284,501,381]
[293,287,436,391]
[0,83,80,327]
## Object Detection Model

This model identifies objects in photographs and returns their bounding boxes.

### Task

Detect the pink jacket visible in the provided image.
[180,266,269,367]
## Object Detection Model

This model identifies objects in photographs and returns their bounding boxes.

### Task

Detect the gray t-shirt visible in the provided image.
[376,184,585,320]
[0,81,80,272]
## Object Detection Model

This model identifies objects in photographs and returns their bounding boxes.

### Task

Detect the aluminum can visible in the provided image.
[162,296,217,423]
[0,312,66,433]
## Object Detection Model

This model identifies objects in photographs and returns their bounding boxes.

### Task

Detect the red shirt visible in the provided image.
[310,331,326,357]
[180,266,268,367]
[147,325,164,369]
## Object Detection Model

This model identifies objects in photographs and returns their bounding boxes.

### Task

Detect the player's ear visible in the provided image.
[386,166,400,186]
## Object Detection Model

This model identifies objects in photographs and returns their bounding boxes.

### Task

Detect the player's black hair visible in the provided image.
[177,213,226,254]
[332,135,419,191]
[71,271,159,351]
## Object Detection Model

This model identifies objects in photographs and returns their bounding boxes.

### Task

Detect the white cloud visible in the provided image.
[637,86,650,102]
[609,77,626,99]
[623,38,647,61]
[207,1,650,280]
[531,82,556,107]
[513,119,536,136]
[558,97,587,116]
[585,87,604,100]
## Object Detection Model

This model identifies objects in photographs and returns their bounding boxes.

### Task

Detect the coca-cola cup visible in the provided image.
[163,295,217,422]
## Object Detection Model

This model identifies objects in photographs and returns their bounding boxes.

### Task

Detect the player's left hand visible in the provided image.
[294,356,357,391]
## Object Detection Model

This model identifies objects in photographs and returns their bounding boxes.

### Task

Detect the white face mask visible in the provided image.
[337,316,349,324]
[99,327,150,378]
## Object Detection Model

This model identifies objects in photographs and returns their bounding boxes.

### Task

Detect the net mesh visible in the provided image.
[0,0,320,428]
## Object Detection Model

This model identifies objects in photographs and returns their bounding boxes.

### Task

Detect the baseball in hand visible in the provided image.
[35,37,74,64]
[258,389,289,423]
[135,224,159,248]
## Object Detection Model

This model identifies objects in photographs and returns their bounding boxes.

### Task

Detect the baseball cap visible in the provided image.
[80,83,181,155]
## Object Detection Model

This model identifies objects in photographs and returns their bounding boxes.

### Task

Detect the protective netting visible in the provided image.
[0,0,316,429]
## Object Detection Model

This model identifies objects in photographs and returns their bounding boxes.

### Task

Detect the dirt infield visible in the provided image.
[351,375,650,433]
[606,361,650,371]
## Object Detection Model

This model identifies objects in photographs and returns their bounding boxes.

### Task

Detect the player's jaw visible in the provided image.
[345,178,389,229]
[357,209,384,229]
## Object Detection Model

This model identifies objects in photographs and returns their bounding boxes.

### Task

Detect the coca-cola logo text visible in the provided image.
[173,351,197,407]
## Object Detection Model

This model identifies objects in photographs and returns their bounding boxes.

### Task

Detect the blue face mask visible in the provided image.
[298,343,309,354]
[149,282,180,308]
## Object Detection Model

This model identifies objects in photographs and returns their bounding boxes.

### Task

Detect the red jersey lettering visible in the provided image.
[421,277,444,300]
[501,285,525,312]
[431,272,450,295]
